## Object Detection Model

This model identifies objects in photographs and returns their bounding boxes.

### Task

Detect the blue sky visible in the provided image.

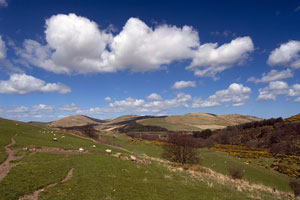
[0,0,299,122]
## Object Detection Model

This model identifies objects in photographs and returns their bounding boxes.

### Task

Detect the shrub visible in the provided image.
[193,129,212,139]
[81,124,99,140]
[162,132,200,165]
[290,179,300,197]
[228,166,244,179]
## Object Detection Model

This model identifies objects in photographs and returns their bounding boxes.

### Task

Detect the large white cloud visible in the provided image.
[18,13,254,78]
[172,80,196,90]
[19,14,198,74]
[107,18,199,72]
[248,69,293,83]
[187,37,254,78]
[0,0,7,7]
[192,83,251,107]
[257,81,300,101]
[267,40,300,69]
[0,74,71,94]
[0,36,6,60]
[18,14,113,74]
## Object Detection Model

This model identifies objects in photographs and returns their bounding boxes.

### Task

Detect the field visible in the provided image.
[0,118,297,199]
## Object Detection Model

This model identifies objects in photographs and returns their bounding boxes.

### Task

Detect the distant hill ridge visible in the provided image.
[47,115,105,128]
[47,113,261,131]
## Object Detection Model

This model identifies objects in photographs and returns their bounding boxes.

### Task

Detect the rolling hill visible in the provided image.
[0,116,296,199]
[47,115,105,128]
[138,113,261,131]
[47,113,261,132]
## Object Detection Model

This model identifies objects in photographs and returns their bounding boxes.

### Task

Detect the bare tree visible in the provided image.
[162,132,200,165]
[82,124,99,140]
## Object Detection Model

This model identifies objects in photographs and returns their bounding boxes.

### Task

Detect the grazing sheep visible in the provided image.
[105,149,112,154]
[113,152,122,158]
[52,138,57,141]
[92,145,96,148]
[61,136,65,138]
[130,155,137,162]
[79,148,84,152]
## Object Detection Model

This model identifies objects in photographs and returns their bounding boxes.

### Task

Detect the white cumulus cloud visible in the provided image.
[248,69,293,83]
[17,13,254,79]
[192,83,251,107]
[0,74,71,94]
[267,40,300,69]
[172,80,196,90]
[187,37,254,78]
[257,81,300,101]
[107,18,199,72]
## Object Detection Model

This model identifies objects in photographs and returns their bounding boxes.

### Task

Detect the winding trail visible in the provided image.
[19,168,74,200]
[65,131,134,154]
[0,134,24,182]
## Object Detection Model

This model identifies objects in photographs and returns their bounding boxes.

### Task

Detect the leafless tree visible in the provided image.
[162,132,200,165]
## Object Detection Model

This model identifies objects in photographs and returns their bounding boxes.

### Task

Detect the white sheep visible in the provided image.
[105,149,112,154]
[130,155,137,162]
[92,145,96,148]
[52,138,57,141]
[79,147,84,152]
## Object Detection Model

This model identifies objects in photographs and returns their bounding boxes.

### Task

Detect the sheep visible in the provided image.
[52,138,57,141]
[113,152,122,158]
[79,147,84,152]
[130,155,137,162]
[92,145,96,148]
[105,149,112,154]
[61,136,65,138]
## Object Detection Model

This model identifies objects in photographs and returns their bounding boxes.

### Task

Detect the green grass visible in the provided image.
[199,149,292,192]
[0,152,278,200]
[0,118,295,199]
[100,133,163,157]
[101,133,293,193]
[0,118,22,163]
[138,118,200,131]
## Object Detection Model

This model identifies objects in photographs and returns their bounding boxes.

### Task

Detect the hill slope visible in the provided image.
[47,115,104,128]
[138,113,261,131]
[0,117,295,199]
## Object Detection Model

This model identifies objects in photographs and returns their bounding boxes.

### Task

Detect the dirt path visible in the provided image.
[32,147,89,155]
[19,168,74,200]
[65,131,134,154]
[0,134,24,182]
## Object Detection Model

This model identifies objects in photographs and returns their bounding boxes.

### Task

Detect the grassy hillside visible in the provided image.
[0,118,296,199]
[48,113,261,132]
[47,115,104,128]
[138,113,260,131]
[101,133,294,193]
